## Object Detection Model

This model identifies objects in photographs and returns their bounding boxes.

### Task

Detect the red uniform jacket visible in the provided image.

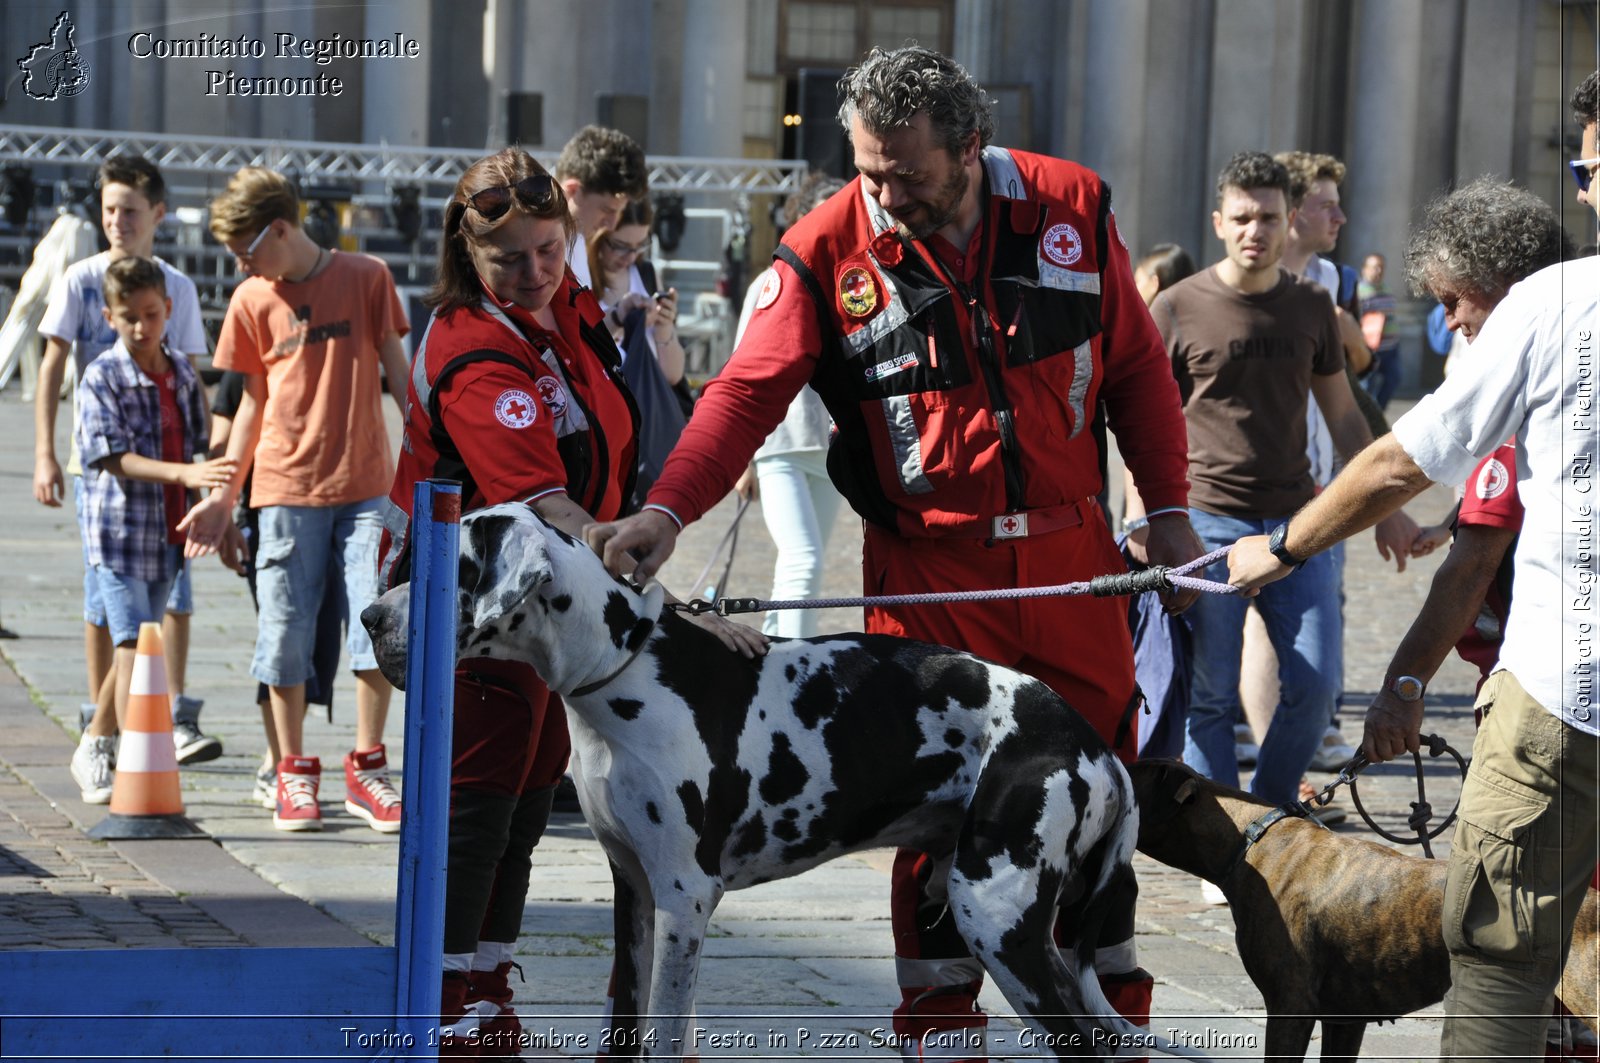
[379,275,638,588]
[647,146,1188,538]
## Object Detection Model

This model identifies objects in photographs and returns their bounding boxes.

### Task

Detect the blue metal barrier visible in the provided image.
[0,479,461,1061]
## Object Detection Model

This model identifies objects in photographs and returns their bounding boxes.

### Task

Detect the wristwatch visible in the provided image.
[1388,675,1426,702]
[1267,523,1305,571]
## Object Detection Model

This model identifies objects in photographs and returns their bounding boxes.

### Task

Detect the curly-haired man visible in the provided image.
[1230,71,1600,1061]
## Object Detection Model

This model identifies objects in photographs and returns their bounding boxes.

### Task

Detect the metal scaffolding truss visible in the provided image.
[0,123,809,195]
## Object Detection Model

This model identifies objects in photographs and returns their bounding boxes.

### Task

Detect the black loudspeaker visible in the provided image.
[596,94,650,151]
[503,92,544,147]
[795,68,849,178]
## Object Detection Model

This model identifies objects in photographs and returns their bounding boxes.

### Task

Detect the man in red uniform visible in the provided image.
[589,45,1202,1061]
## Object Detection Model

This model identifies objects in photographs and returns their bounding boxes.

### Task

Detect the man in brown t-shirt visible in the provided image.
[1140,151,1411,806]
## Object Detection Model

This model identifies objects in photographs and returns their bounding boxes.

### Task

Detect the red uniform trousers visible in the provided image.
[446,657,571,956]
[866,509,1152,1052]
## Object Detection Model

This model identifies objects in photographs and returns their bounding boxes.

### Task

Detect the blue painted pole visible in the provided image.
[394,479,460,1053]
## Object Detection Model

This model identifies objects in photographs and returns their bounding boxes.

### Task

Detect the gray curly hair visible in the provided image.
[1404,177,1573,301]
[837,46,994,158]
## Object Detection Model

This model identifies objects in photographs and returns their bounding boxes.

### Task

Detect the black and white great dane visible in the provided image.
[363,502,1210,1061]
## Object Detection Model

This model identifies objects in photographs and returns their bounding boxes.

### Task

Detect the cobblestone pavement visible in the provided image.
[0,388,1489,1059]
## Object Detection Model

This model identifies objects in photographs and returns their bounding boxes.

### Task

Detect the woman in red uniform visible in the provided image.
[378,147,758,1052]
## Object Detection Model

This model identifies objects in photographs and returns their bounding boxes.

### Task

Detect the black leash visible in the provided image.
[1303,734,1467,859]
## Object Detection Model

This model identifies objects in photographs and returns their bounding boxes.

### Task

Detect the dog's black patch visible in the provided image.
[610,697,644,721]
[784,664,797,683]
[793,669,838,729]
[652,613,761,877]
[471,628,495,646]
[935,656,992,709]
[508,612,527,632]
[603,591,636,648]
[954,679,1098,881]
[759,733,808,805]
[550,594,572,613]
[945,729,965,748]
[731,812,766,857]
[678,781,704,832]
[625,617,652,652]
[646,802,661,824]
[771,807,801,842]
[778,640,971,861]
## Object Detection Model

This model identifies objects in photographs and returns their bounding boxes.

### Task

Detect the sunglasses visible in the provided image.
[601,235,650,257]
[239,221,274,259]
[1570,157,1600,193]
[465,174,559,221]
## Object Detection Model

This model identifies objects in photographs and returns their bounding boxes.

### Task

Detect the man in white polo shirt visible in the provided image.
[1228,69,1600,1062]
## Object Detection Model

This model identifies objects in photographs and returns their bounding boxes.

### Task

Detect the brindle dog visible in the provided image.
[1130,760,1599,1063]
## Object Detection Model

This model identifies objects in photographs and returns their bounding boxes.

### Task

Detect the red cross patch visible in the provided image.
[494,388,538,429]
[1042,222,1083,268]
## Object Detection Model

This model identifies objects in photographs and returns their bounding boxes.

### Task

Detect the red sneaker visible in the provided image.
[274,756,322,831]
[344,745,402,833]
[467,960,524,1054]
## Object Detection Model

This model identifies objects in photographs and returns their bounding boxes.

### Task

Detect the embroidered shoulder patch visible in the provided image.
[1042,223,1083,268]
[494,388,538,429]
[753,269,782,311]
[535,377,569,420]
[839,265,878,318]
[1475,458,1510,500]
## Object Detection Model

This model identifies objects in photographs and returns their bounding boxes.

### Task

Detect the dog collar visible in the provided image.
[570,616,657,698]
[1221,803,1329,882]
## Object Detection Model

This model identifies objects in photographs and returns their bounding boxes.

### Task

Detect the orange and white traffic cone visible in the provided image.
[88,623,206,840]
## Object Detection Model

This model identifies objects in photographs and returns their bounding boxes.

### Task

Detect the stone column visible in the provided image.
[361,0,431,147]
[676,0,747,159]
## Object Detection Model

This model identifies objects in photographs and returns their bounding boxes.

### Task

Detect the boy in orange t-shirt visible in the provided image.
[181,168,410,832]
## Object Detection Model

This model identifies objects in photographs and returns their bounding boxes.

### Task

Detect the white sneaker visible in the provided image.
[71,734,116,804]
[1234,723,1259,767]
[252,759,277,810]
[1308,724,1358,772]
[1200,880,1229,906]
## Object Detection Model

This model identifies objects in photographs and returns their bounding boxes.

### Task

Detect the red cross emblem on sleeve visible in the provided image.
[1041,222,1084,268]
[494,388,538,429]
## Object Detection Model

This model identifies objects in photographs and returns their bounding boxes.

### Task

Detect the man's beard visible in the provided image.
[893,164,968,241]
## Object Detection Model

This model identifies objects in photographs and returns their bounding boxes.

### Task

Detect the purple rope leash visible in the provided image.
[678,545,1237,617]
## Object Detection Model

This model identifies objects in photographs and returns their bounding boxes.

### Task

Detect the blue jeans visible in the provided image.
[251,497,383,687]
[76,475,192,623]
[91,547,180,646]
[1361,343,1403,411]
[1185,509,1341,803]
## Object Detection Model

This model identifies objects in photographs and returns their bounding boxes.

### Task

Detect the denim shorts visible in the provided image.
[91,548,180,646]
[251,497,384,687]
[77,476,192,625]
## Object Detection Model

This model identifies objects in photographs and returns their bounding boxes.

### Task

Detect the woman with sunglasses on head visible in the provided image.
[377,147,763,1051]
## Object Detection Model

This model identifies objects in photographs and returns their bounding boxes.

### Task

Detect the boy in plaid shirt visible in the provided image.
[70,258,235,803]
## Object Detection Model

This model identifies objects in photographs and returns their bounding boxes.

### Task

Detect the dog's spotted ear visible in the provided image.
[463,512,554,629]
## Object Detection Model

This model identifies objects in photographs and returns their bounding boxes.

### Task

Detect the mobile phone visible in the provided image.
[653,291,671,303]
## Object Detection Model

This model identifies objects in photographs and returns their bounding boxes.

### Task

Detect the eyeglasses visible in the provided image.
[238,222,274,260]
[465,174,559,221]
[601,235,650,258]
[1570,157,1600,193]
